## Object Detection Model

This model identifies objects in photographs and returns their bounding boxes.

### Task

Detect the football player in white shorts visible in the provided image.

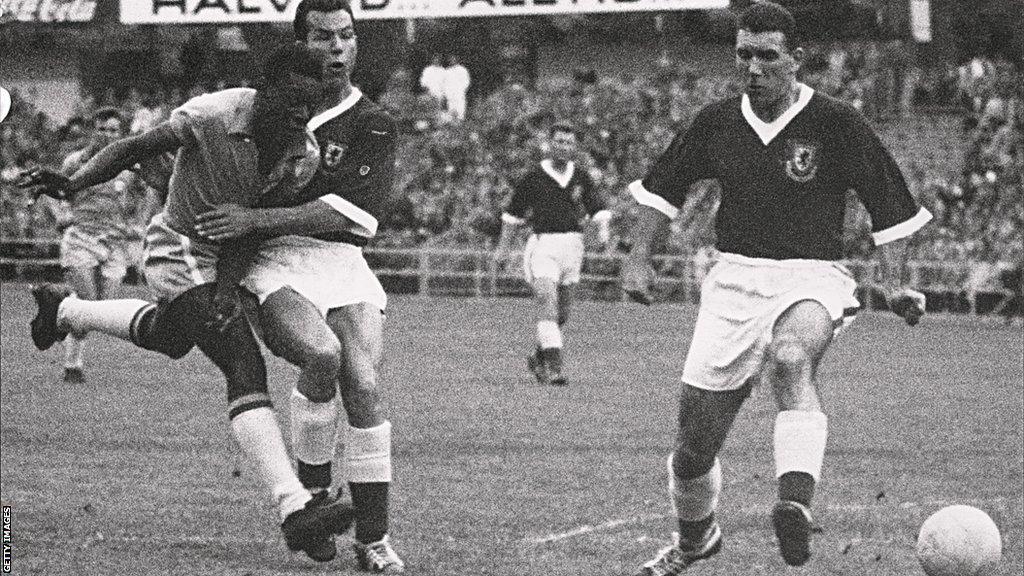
[495,123,611,386]
[620,3,930,574]
[193,1,404,571]
[37,107,155,383]
[21,43,357,561]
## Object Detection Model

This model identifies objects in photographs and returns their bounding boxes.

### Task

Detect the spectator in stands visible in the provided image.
[442,54,471,123]
[419,53,446,107]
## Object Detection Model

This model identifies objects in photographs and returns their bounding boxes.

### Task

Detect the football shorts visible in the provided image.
[59,226,130,280]
[523,232,585,286]
[141,213,219,300]
[682,252,860,391]
[241,236,387,317]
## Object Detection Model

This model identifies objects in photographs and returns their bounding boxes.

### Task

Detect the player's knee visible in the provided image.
[769,338,811,376]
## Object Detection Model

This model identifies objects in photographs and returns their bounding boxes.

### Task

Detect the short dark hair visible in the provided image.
[92,107,126,130]
[294,0,354,41]
[262,41,323,86]
[737,1,799,50]
[550,122,577,138]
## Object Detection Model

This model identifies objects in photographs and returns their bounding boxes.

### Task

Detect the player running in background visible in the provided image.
[20,43,355,560]
[495,123,611,386]
[37,107,159,383]
[620,2,930,574]
[193,1,404,571]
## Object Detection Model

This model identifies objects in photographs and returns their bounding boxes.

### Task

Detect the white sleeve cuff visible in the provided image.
[591,209,613,223]
[629,180,679,220]
[317,195,379,237]
[871,207,933,246]
[501,212,526,225]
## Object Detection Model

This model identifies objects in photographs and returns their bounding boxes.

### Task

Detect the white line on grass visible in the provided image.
[526,496,1013,545]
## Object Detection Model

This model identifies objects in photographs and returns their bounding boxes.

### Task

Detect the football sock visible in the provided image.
[290,389,339,492]
[774,410,828,505]
[58,296,150,341]
[345,422,392,543]
[231,407,311,521]
[669,454,722,540]
[63,334,84,369]
[350,482,389,544]
[540,347,563,374]
[536,320,563,349]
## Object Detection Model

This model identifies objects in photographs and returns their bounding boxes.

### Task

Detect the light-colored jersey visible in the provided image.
[162,88,320,240]
[61,149,136,239]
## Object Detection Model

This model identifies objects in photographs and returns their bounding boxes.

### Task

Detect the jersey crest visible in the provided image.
[323,141,348,170]
[784,139,820,183]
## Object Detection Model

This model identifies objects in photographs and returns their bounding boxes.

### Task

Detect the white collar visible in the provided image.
[741,83,813,145]
[540,159,574,188]
[308,87,363,131]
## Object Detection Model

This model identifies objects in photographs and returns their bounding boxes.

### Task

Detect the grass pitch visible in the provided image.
[1,282,1021,575]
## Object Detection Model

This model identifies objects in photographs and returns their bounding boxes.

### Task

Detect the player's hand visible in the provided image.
[207,287,242,334]
[621,256,653,305]
[886,287,926,326]
[17,167,72,202]
[195,204,261,242]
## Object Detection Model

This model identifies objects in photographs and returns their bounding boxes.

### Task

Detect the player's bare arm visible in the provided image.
[874,236,926,326]
[622,205,670,306]
[195,200,357,242]
[19,123,181,201]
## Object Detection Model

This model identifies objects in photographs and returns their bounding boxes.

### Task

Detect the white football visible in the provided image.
[917,505,1001,576]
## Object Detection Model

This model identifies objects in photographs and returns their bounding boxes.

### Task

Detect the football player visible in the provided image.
[193,1,404,571]
[620,2,930,574]
[495,123,611,386]
[21,42,355,560]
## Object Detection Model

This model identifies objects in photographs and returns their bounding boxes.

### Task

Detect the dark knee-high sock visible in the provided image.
[350,482,389,543]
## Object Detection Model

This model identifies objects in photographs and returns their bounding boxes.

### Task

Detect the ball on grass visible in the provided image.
[916,505,1001,576]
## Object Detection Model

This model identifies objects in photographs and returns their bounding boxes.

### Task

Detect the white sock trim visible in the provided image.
[290,389,340,465]
[536,320,563,349]
[344,421,392,483]
[774,410,828,482]
[668,454,722,521]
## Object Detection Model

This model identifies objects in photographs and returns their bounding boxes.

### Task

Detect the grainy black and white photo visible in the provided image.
[0,1,1021,574]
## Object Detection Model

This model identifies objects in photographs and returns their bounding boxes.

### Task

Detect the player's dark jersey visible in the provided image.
[506,160,605,234]
[635,86,927,260]
[259,89,397,246]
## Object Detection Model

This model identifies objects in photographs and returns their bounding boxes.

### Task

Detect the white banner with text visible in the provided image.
[120,0,728,24]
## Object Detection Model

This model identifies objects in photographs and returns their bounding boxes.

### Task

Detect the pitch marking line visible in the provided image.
[526,497,1012,545]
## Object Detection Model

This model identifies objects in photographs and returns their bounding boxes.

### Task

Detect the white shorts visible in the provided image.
[60,226,130,280]
[681,252,860,391]
[241,236,387,317]
[523,232,584,286]
[141,213,219,301]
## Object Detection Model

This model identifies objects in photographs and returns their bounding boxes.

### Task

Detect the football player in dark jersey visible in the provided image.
[194,1,404,571]
[620,3,930,574]
[495,123,611,386]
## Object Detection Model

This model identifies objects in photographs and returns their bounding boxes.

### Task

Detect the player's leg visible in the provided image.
[556,283,574,327]
[258,287,342,496]
[531,277,565,385]
[637,382,749,576]
[327,303,405,573]
[765,299,834,567]
[60,264,98,382]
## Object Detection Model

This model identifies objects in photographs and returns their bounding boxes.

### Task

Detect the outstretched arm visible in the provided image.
[621,206,670,305]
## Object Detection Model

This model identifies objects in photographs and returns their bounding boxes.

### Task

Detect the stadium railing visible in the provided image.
[1,239,1019,317]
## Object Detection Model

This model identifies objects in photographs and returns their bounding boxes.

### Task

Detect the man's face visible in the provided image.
[302,9,357,83]
[91,117,123,148]
[550,130,577,162]
[735,29,801,108]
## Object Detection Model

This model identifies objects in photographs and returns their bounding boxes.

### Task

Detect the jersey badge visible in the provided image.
[323,141,348,169]
[359,165,370,176]
[784,139,819,183]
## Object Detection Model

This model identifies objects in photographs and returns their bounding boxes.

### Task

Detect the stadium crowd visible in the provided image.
[2,53,1021,273]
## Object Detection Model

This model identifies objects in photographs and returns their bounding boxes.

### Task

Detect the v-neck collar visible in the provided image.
[540,159,574,188]
[741,83,813,146]
[308,87,363,131]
